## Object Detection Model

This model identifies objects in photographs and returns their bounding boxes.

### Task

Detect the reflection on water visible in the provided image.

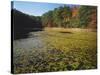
[13,31,44,51]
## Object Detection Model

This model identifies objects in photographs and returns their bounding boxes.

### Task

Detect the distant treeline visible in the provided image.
[42,5,97,28]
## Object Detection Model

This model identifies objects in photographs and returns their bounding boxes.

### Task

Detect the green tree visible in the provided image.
[53,7,63,27]
[61,5,72,27]
[53,6,72,27]
[79,6,97,28]
[42,11,54,27]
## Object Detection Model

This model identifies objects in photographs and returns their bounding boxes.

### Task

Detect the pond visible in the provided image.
[13,31,45,52]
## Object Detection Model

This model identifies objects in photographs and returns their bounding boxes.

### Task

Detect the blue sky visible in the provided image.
[13,1,76,16]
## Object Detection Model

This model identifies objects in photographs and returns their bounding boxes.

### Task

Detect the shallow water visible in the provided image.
[13,31,45,51]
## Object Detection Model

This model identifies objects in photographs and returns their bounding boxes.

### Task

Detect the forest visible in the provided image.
[12,9,42,39]
[42,5,97,28]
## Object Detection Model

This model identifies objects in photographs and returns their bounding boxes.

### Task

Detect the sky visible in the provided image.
[12,1,76,16]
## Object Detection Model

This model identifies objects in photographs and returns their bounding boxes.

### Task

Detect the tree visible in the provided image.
[79,6,97,28]
[53,7,64,27]
[61,5,72,27]
[42,11,54,27]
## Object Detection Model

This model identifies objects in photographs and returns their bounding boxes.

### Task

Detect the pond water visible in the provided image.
[13,31,45,51]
